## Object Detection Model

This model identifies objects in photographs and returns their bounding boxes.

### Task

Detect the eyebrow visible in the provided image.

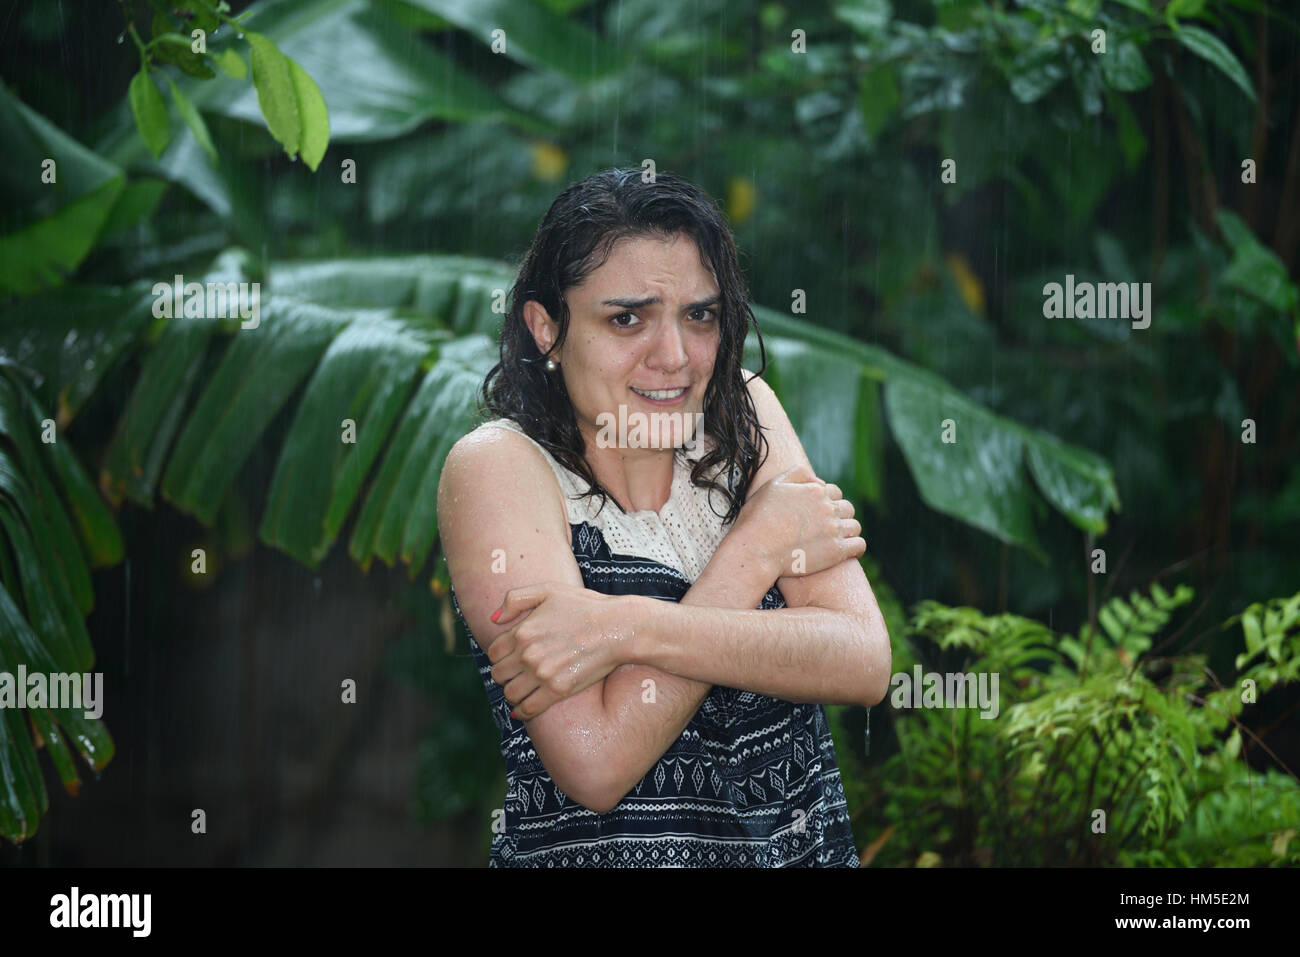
[599,294,721,311]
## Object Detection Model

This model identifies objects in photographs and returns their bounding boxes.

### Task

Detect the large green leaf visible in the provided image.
[751,305,1115,549]
[100,309,222,507]
[269,255,514,323]
[0,86,125,297]
[1175,25,1255,102]
[0,450,93,673]
[883,376,1044,557]
[0,284,155,425]
[161,298,351,524]
[0,376,93,615]
[0,675,42,843]
[349,335,499,577]
[760,337,884,506]
[210,0,549,142]
[27,705,81,797]
[1025,429,1121,535]
[259,315,434,567]
[0,568,117,844]
[99,255,252,507]
[402,0,626,81]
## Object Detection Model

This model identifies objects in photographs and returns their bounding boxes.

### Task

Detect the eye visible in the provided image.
[610,312,640,328]
[691,308,719,323]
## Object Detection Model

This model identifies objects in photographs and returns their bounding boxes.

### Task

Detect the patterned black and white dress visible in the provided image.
[449,416,860,867]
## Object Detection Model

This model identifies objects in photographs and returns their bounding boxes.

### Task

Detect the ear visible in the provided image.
[522,300,559,358]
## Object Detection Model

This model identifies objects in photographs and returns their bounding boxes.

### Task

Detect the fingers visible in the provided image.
[501,671,537,708]
[510,686,557,722]
[490,648,525,684]
[486,630,512,665]
[491,581,550,625]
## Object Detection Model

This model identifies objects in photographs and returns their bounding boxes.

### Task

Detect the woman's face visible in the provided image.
[525,232,722,451]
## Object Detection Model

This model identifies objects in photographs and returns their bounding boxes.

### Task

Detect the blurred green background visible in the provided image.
[0,0,1297,866]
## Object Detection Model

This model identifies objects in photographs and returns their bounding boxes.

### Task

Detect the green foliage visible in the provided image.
[0,86,125,297]
[127,69,169,160]
[839,584,1300,866]
[122,0,331,171]
[0,367,118,842]
[245,32,329,170]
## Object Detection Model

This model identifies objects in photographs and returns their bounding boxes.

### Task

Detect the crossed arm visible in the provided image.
[438,375,890,813]
[572,529,887,813]
[585,530,808,811]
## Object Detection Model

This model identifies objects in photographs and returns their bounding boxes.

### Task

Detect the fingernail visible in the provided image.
[490,608,502,623]
[510,709,519,719]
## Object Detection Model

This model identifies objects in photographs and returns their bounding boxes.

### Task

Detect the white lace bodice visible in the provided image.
[477,416,739,582]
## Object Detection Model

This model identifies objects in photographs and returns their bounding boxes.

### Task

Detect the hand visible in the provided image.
[486,581,633,721]
[731,463,866,580]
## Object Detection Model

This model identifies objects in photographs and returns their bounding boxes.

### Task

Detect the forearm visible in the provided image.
[628,596,888,707]
[593,534,778,799]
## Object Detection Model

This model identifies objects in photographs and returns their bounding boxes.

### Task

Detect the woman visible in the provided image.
[436,167,891,867]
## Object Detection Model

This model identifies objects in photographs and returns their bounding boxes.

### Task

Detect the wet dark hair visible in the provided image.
[478,165,769,525]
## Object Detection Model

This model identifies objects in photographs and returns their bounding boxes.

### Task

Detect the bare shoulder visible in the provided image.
[439,423,565,518]
[437,421,581,655]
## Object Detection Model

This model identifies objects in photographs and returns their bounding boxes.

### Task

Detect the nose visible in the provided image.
[646,317,689,372]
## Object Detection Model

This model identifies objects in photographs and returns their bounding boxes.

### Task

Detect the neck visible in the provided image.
[577,419,678,513]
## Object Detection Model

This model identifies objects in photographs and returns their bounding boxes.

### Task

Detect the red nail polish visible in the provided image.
[490,608,502,623]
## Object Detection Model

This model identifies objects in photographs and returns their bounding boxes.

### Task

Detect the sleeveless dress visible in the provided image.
[448,416,860,867]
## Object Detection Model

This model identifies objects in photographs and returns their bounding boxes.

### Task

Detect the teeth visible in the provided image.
[632,387,686,400]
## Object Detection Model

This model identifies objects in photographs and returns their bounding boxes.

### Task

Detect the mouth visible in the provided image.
[630,386,689,404]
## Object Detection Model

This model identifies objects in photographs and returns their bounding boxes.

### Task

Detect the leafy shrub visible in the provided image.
[832,581,1300,866]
